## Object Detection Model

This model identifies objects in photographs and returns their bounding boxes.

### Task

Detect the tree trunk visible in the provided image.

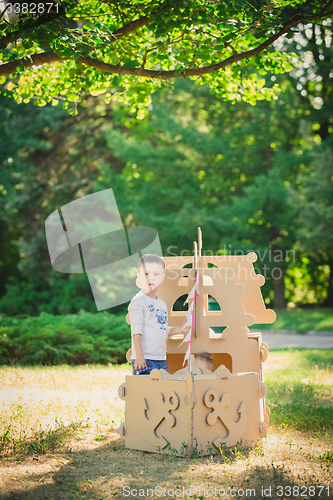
[323,255,333,307]
[273,269,286,309]
[272,244,286,309]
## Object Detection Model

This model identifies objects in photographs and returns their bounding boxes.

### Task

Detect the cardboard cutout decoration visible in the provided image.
[119,228,275,455]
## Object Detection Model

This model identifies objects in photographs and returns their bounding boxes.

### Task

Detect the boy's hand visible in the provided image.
[182,325,191,334]
[168,323,192,337]
[134,355,147,371]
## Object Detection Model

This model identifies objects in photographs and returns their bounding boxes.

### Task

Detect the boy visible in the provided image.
[128,254,190,374]
[194,352,215,372]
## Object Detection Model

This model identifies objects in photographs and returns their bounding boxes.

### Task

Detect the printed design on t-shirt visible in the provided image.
[156,308,167,330]
[147,302,156,315]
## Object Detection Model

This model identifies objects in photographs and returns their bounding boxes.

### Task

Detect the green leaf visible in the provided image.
[0,0,331,114]
[63,48,75,57]
[123,60,140,69]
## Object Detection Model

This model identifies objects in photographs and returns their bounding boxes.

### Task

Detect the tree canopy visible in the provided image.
[1,0,333,112]
[0,2,332,314]
[1,28,332,314]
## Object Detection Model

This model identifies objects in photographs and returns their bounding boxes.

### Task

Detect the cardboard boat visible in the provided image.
[118,229,275,455]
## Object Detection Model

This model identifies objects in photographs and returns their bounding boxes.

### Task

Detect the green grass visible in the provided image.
[265,349,333,432]
[0,420,84,455]
[1,353,332,499]
[0,364,128,457]
[0,350,332,458]
[255,308,333,332]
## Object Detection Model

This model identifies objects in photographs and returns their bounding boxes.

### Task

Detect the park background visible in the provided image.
[1,21,333,365]
[0,2,332,499]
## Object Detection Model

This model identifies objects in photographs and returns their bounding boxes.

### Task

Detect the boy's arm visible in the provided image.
[128,297,146,371]
[132,334,147,371]
[168,322,191,337]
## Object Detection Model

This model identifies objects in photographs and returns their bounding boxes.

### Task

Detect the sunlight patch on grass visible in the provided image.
[0,364,130,456]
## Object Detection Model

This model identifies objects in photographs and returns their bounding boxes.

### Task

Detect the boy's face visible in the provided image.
[138,262,165,294]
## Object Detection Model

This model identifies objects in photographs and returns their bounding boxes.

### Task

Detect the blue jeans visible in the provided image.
[131,359,168,375]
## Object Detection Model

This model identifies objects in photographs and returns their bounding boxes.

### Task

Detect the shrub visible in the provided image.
[0,311,130,365]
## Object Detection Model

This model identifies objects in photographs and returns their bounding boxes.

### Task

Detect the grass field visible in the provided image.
[0,350,332,499]
[254,308,333,332]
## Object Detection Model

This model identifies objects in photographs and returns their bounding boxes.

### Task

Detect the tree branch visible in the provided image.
[0,51,65,76]
[0,11,328,79]
[0,0,170,48]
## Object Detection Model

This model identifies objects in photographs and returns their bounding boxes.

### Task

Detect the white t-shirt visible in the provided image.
[128,291,171,360]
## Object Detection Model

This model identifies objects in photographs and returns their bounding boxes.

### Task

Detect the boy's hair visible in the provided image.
[194,352,215,370]
[138,254,165,270]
